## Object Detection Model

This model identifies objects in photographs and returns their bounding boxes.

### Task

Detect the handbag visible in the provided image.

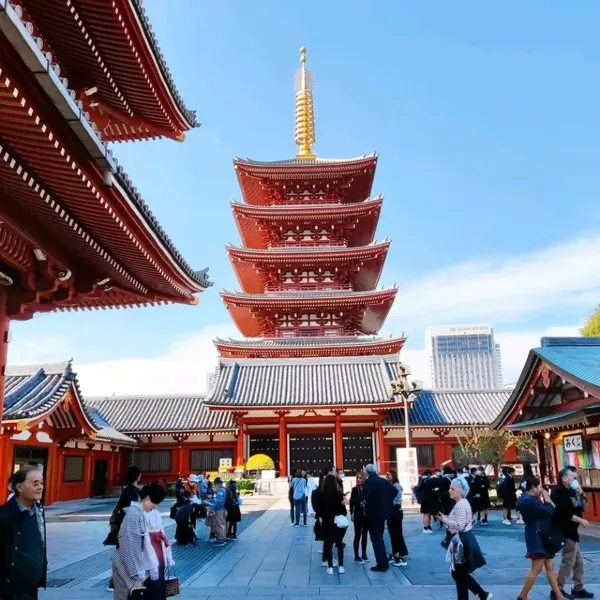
[165,567,180,598]
[334,514,350,529]
[537,525,565,555]
[129,580,148,599]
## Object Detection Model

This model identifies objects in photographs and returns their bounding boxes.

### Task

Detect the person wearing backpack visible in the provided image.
[291,469,308,527]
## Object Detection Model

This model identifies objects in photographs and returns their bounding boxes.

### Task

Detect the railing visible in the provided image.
[266,283,354,292]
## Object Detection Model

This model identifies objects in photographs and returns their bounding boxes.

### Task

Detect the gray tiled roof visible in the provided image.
[86,395,236,434]
[205,355,400,407]
[4,362,80,420]
[384,389,511,427]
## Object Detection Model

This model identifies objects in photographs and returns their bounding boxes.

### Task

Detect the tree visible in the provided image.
[581,306,600,337]
[454,428,536,473]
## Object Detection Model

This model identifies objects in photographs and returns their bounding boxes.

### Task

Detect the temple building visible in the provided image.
[494,337,600,521]
[201,47,512,477]
[0,1,210,500]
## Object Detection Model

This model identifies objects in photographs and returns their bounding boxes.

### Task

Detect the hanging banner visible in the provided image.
[396,448,419,494]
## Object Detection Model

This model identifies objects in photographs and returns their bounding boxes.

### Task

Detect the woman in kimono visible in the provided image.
[112,481,174,600]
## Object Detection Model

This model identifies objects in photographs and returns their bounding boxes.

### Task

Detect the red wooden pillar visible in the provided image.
[236,418,245,467]
[277,413,288,477]
[0,289,9,424]
[110,446,119,492]
[334,415,343,470]
[377,420,386,471]
[86,443,95,498]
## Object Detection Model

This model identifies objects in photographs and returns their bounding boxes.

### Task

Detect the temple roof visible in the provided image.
[493,337,600,430]
[234,155,378,206]
[214,335,406,358]
[205,355,400,408]
[384,389,510,428]
[3,362,136,445]
[16,0,198,140]
[86,394,236,435]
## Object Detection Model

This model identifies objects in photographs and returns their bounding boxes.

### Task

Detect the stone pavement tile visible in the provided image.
[249,569,283,586]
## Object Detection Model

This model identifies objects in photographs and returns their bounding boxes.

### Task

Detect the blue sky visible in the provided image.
[10,1,600,394]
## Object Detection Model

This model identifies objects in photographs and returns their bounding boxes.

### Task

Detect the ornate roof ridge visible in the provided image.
[230,195,383,211]
[5,361,72,377]
[218,354,400,367]
[214,335,406,347]
[233,153,378,166]
[221,286,397,299]
[112,166,212,289]
[226,240,389,253]
[425,388,510,395]
[130,0,198,128]
[86,393,206,403]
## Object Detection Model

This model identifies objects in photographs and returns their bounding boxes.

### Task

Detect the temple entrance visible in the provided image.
[92,459,108,498]
[342,433,374,475]
[289,434,334,476]
[248,435,279,470]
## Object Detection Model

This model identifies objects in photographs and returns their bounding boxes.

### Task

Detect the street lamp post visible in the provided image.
[391,363,423,449]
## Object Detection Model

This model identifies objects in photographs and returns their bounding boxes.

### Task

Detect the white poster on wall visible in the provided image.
[396,448,419,494]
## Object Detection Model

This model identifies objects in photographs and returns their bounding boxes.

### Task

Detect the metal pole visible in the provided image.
[403,395,411,449]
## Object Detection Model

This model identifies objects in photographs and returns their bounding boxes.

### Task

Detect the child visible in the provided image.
[225,481,242,540]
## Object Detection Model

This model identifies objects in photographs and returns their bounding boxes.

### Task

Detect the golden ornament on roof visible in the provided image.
[294,46,316,159]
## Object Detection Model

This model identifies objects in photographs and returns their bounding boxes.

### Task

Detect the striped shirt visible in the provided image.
[446,498,473,533]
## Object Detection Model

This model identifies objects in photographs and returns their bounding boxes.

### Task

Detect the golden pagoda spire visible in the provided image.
[294,46,316,159]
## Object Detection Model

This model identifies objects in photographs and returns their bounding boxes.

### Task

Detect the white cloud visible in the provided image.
[391,234,600,325]
[9,334,74,365]
[75,324,239,397]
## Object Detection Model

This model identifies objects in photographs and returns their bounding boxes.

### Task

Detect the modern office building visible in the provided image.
[426,324,502,390]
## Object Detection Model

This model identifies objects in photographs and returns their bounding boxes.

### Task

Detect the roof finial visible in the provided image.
[294,46,316,159]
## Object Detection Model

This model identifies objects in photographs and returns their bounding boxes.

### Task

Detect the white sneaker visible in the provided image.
[516,519,524,525]
[502,519,512,525]
[326,567,334,575]
[393,559,408,567]
[338,566,346,574]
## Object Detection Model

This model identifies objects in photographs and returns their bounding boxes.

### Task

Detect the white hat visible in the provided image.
[188,474,198,483]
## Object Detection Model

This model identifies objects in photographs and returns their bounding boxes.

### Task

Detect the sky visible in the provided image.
[9,1,600,395]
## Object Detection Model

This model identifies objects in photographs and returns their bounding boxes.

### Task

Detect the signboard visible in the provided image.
[563,434,583,453]
[219,458,233,469]
[396,447,419,494]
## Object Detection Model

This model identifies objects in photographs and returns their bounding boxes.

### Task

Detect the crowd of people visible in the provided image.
[0,462,598,600]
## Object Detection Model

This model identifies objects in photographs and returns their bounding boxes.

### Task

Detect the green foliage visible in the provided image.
[454,428,536,469]
[236,478,255,491]
[581,306,600,337]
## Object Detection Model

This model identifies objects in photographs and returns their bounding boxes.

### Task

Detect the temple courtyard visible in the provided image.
[38,497,600,600]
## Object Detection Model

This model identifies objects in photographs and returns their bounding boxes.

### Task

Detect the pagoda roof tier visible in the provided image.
[0,29,211,317]
[220,288,397,337]
[214,335,406,359]
[12,0,198,141]
[231,196,383,249]
[205,355,401,409]
[226,241,390,293]
[233,155,378,206]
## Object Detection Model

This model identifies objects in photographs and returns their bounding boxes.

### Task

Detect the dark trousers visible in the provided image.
[368,518,389,569]
[289,497,295,522]
[227,521,238,538]
[452,564,486,600]
[353,518,368,559]
[294,497,307,525]
[387,506,408,557]
[323,525,346,568]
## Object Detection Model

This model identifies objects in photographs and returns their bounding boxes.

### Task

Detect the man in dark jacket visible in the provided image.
[359,464,397,572]
[0,466,47,600]
[551,467,593,600]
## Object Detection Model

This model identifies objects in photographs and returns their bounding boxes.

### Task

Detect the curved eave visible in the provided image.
[232,198,383,249]
[227,242,390,293]
[234,156,378,207]
[18,0,197,139]
[214,337,407,359]
[221,289,397,337]
[0,33,210,305]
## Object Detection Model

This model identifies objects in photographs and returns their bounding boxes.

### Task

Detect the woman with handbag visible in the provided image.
[516,477,565,600]
[319,474,349,575]
[437,477,490,600]
[112,482,175,600]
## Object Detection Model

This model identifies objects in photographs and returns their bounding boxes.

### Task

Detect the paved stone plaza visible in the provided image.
[39,497,600,600]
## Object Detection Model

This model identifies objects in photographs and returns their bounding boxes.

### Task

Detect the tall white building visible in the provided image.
[425,324,502,390]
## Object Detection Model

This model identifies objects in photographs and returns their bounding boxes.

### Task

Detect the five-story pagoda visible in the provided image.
[207,48,406,477]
